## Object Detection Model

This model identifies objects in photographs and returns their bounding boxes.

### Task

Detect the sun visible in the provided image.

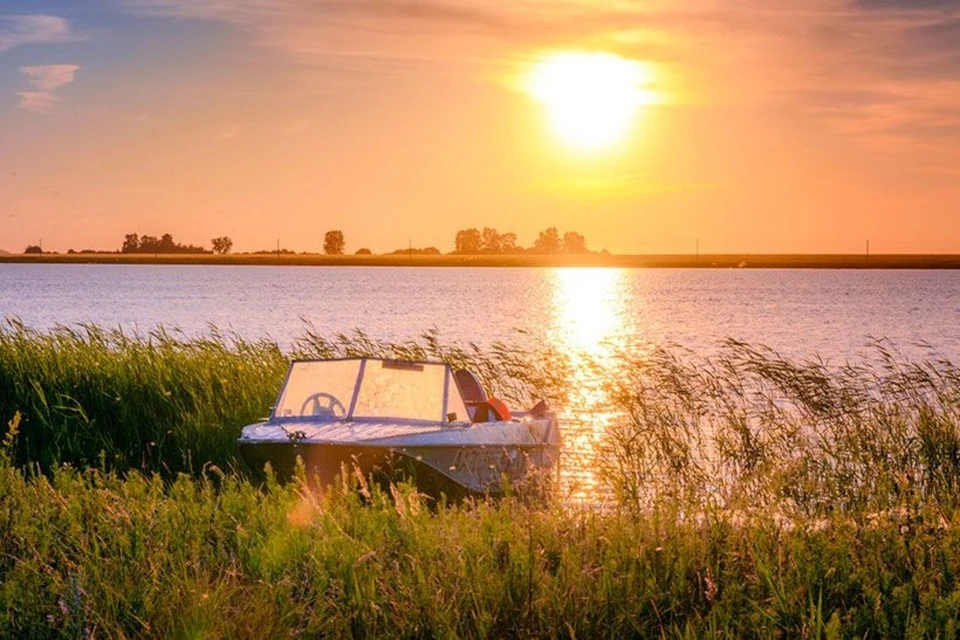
[527,52,656,152]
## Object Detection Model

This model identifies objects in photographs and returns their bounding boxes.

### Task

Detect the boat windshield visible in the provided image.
[272,359,469,423]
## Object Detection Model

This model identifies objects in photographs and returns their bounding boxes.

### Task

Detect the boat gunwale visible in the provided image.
[244,412,554,437]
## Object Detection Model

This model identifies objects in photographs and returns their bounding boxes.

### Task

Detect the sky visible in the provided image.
[1,0,959,255]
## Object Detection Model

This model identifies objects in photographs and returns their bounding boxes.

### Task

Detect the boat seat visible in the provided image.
[454,368,511,422]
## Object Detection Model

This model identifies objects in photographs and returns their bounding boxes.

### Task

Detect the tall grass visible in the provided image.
[0,320,286,475]
[4,432,960,637]
[599,338,960,521]
[3,322,960,636]
[0,320,570,476]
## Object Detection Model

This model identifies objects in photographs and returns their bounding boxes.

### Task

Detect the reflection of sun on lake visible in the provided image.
[549,268,634,502]
[550,267,628,359]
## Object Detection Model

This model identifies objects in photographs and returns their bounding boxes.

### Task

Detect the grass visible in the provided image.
[599,338,960,519]
[0,320,569,476]
[0,320,286,475]
[2,322,960,637]
[5,435,960,638]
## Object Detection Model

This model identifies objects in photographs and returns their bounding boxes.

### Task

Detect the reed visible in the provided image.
[598,338,960,520]
[0,320,570,476]
[3,322,960,636]
[0,319,287,475]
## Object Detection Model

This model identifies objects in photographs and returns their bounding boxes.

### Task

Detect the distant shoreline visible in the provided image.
[2,253,959,269]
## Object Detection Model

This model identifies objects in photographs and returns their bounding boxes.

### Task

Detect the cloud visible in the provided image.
[2,16,80,113]
[0,14,71,52]
[17,64,80,113]
[117,0,960,172]
[118,0,528,63]
[777,5,960,164]
[909,18,960,57]
[123,0,509,28]
[20,64,79,92]
[16,91,60,112]
[854,0,960,9]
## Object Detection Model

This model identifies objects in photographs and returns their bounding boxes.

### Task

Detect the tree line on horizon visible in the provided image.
[121,233,210,255]
[453,227,588,255]
[116,227,587,257]
[20,227,589,256]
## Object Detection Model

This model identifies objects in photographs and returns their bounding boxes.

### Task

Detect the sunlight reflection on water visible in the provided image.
[550,268,631,357]
[548,268,644,502]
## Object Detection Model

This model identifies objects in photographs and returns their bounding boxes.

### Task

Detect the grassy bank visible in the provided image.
[2,323,960,636]
[4,426,960,638]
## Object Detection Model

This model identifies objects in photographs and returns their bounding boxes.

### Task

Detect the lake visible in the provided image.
[2,263,958,361]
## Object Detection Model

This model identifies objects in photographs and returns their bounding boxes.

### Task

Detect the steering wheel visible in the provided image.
[299,392,347,419]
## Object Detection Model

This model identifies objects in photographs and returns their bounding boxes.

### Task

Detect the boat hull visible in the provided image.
[239,433,560,500]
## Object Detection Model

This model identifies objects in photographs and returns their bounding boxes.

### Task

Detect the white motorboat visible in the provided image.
[238,357,561,499]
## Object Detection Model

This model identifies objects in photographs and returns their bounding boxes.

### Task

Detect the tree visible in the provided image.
[563,231,588,254]
[533,227,561,254]
[481,227,502,254]
[122,233,208,254]
[500,232,518,253]
[121,233,140,253]
[323,230,345,255]
[158,233,175,253]
[355,248,372,255]
[454,228,482,254]
[23,245,42,254]
[387,246,441,255]
[211,237,233,255]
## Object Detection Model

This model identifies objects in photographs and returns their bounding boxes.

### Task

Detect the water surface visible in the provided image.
[3,264,957,360]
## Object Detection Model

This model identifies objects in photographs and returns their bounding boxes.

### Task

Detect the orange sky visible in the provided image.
[2,1,959,254]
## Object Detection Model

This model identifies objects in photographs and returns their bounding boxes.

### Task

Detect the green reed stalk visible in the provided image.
[0,319,287,475]
[599,337,960,521]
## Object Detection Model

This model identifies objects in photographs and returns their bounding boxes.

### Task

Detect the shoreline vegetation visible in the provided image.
[2,251,960,268]
[2,323,960,636]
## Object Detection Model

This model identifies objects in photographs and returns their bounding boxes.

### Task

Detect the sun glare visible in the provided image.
[527,52,656,152]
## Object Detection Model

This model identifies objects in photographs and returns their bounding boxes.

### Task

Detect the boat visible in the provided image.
[238,357,561,500]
